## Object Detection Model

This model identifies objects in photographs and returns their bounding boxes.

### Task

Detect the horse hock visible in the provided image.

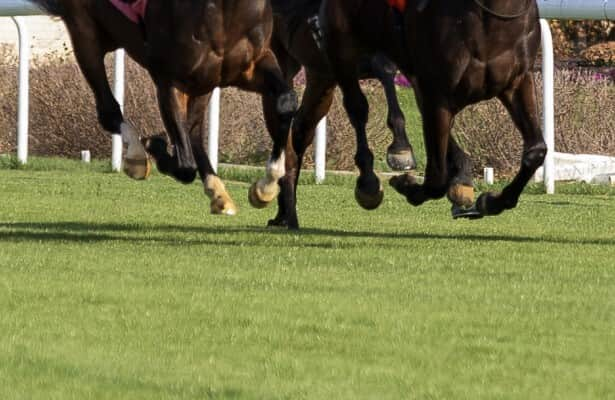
[121,122,151,180]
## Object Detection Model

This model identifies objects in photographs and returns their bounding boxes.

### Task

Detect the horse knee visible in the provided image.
[523,143,547,170]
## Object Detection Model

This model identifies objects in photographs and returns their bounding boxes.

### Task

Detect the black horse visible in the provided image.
[317,0,543,219]
[29,0,298,217]
[265,0,417,227]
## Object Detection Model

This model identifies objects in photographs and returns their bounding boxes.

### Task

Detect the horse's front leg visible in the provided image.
[268,71,336,228]
[145,83,197,184]
[184,92,237,216]
[63,20,150,179]
[239,50,299,228]
[368,54,417,171]
[474,73,546,217]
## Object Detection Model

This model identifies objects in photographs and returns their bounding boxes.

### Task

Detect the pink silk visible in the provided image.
[108,0,148,24]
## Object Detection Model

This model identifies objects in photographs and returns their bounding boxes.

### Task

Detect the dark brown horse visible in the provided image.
[318,0,543,219]
[29,0,298,217]
[265,0,417,227]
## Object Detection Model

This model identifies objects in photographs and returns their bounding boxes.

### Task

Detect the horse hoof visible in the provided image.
[386,149,417,171]
[354,185,384,210]
[451,204,483,220]
[389,173,417,195]
[267,218,288,228]
[448,184,474,208]
[123,157,151,180]
[248,182,278,209]
[211,196,237,216]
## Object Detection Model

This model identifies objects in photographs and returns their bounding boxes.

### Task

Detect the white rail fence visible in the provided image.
[2,0,614,190]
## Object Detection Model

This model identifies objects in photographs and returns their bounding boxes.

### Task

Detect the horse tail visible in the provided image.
[28,0,64,16]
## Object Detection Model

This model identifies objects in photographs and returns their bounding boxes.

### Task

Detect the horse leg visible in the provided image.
[239,51,299,225]
[369,54,417,171]
[446,136,478,218]
[266,40,314,228]
[391,81,475,213]
[475,73,546,216]
[390,93,451,206]
[185,93,238,216]
[325,33,383,210]
[145,83,198,184]
[63,19,150,179]
[268,71,336,227]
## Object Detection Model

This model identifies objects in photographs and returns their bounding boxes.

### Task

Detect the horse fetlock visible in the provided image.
[390,173,427,206]
[267,154,286,182]
[205,176,237,216]
[174,167,197,184]
[99,108,123,133]
[476,191,506,216]
[447,184,475,208]
[120,122,141,147]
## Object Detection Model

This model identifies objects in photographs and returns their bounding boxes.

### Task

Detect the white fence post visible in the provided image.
[208,87,221,173]
[314,117,327,183]
[112,49,125,172]
[12,16,29,164]
[540,19,555,195]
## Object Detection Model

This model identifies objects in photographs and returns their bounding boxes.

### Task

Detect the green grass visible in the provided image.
[1,158,615,399]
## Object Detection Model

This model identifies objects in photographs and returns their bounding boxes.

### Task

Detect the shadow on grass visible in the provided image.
[2,349,246,399]
[1,221,614,248]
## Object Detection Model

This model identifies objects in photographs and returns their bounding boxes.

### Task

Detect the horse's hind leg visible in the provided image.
[390,93,451,205]
[391,82,474,213]
[64,19,149,179]
[446,137,477,217]
[268,71,336,228]
[369,54,417,171]
[475,73,546,216]
[186,93,237,215]
[325,31,383,210]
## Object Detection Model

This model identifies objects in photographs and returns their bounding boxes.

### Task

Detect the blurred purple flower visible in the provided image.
[394,74,411,88]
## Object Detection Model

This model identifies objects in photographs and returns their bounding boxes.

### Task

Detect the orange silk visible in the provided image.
[386,0,407,12]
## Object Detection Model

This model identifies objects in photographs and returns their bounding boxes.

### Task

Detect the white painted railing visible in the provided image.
[0,0,40,16]
[538,0,614,193]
